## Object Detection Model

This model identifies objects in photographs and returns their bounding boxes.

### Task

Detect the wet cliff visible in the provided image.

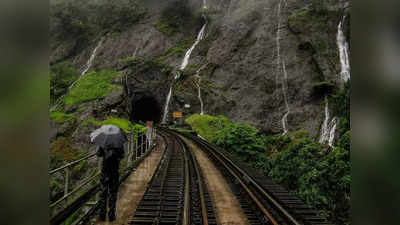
[50,0,350,141]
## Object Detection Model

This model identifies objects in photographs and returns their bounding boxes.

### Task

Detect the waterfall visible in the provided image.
[51,37,104,111]
[328,118,337,147]
[319,95,337,147]
[162,3,208,123]
[319,95,330,143]
[80,37,104,77]
[281,59,290,135]
[274,0,290,135]
[178,20,208,76]
[132,43,140,59]
[195,72,204,115]
[69,37,105,90]
[275,0,282,90]
[337,16,350,82]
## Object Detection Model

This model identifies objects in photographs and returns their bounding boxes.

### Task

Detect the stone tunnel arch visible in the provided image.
[130,96,162,124]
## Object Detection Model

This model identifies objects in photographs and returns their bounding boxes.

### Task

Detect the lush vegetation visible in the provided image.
[331,81,350,136]
[64,70,122,105]
[84,116,146,135]
[50,62,79,105]
[185,114,229,141]
[185,113,350,225]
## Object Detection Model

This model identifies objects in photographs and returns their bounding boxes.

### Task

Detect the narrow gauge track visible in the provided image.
[130,128,216,225]
[178,131,331,225]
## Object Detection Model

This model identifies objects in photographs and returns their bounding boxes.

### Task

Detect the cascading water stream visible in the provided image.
[51,37,104,111]
[275,0,282,90]
[162,4,208,123]
[80,38,104,78]
[317,15,349,146]
[319,95,337,147]
[69,37,105,90]
[195,72,204,115]
[281,59,290,135]
[328,118,337,146]
[319,95,330,143]
[337,16,350,82]
[275,0,290,135]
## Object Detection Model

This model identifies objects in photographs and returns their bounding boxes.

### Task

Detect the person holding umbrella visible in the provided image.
[90,125,127,222]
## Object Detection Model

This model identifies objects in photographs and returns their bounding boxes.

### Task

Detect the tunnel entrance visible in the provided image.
[131,96,162,124]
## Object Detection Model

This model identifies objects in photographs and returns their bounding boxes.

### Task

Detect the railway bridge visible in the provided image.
[49,127,331,225]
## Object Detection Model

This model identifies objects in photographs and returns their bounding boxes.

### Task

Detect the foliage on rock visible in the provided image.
[185,114,350,225]
[50,111,76,124]
[65,70,122,106]
[185,114,229,142]
[83,116,146,135]
[50,62,79,105]
[331,81,350,135]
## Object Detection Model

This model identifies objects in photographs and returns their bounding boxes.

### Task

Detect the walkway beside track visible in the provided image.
[91,136,165,225]
[180,135,250,225]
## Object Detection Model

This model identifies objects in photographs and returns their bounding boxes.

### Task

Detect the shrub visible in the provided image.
[332,81,350,135]
[50,138,85,169]
[50,62,79,104]
[84,116,146,135]
[185,114,229,141]
[65,70,122,105]
[214,123,266,162]
[268,138,350,225]
[338,130,350,151]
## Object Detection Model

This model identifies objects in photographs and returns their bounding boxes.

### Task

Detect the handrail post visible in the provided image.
[64,167,69,203]
[141,135,144,156]
[135,135,138,160]
[127,134,131,167]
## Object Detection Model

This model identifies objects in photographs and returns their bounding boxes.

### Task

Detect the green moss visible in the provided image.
[50,111,76,124]
[83,116,146,135]
[65,70,122,105]
[99,117,135,133]
[185,114,229,142]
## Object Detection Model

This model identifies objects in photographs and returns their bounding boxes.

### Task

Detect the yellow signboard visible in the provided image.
[173,112,183,118]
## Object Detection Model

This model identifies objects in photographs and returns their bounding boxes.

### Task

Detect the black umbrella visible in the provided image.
[90,125,127,148]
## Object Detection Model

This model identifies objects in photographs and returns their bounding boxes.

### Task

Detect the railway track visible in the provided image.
[130,128,216,225]
[179,131,331,225]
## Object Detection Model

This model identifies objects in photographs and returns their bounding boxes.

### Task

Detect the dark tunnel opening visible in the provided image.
[131,96,162,124]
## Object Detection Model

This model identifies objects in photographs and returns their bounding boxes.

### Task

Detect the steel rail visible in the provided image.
[197,137,302,225]
[159,128,213,225]
[202,140,278,225]
[181,136,191,225]
[182,135,209,225]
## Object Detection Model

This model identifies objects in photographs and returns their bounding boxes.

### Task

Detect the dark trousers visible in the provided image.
[99,172,119,220]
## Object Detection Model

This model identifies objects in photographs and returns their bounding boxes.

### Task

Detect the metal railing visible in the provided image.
[49,127,157,223]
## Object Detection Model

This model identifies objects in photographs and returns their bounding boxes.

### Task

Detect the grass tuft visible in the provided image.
[65,70,122,106]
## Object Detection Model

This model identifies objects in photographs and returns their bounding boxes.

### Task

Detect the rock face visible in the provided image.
[50,0,350,139]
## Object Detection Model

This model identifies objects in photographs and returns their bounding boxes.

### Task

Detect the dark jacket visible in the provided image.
[96,147,124,174]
